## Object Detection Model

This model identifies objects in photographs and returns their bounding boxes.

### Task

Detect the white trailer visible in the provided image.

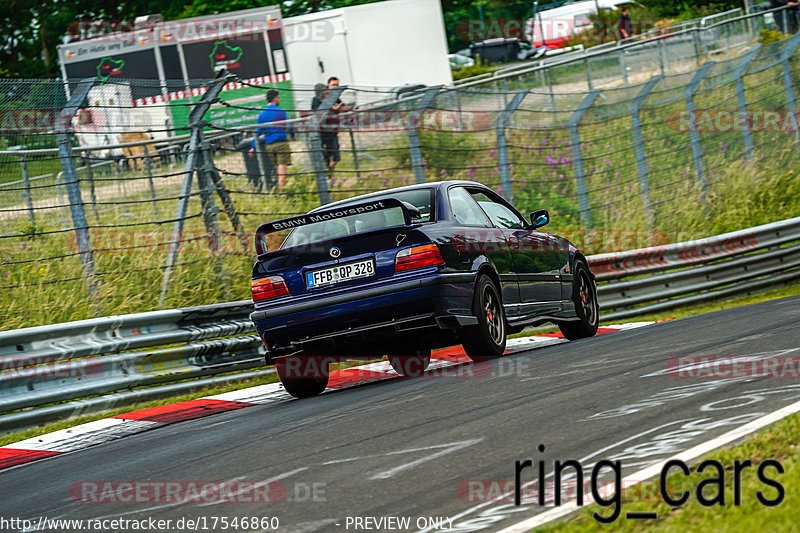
[283,0,452,110]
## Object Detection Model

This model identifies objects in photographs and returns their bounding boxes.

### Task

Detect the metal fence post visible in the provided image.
[545,69,557,113]
[143,145,160,219]
[455,89,464,131]
[19,155,35,226]
[201,144,245,241]
[780,33,800,141]
[619,50,629,85]
[196,141,222,252]
[82,153,100,223]
[349,130,361,181]
[733,44,761,163]
[692,30,702,66]
[568,89,602,227]
[585,58,594,90]
[307,86,345,205]
[406,86,442,184]
[658,39,667,76]
[495,90,527,203]
[630,76,662,228]
[159,72,231,308]
[54,78,103,316]
[684,62,715,202]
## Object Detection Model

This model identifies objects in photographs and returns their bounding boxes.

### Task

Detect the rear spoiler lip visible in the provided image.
[255,198,411,255]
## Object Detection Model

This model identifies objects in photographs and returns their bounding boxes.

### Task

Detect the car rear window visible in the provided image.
[279,189,434,249]
[339,189,434,222]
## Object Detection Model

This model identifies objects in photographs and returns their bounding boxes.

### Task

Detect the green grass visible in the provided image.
[534,412,800,532]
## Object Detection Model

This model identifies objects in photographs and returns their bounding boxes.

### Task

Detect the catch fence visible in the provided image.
[2,11,800,329]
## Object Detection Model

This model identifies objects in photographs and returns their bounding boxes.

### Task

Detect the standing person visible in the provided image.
[789,0,799,34]
[310,76,350,179]
[617,5,633,42]
[250,89,294,188]
[771,0,788,33]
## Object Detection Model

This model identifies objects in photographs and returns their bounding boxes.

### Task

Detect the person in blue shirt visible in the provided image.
[250,89,295,188]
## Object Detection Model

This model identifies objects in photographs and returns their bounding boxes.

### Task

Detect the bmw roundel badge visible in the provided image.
[329,246,341,258]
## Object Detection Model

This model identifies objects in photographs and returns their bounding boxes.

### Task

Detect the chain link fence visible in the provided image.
[2,9,800,330]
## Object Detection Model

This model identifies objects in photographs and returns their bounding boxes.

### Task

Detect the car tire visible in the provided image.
[558,260,599,340]
[275,356,330,398]
[462,274,507,360]
[389,348,432,377]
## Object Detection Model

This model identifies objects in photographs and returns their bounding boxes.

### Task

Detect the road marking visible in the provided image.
[370,439,483,480]
[494,396,800,533]
[415,420,692,533]
[197,468,307,507]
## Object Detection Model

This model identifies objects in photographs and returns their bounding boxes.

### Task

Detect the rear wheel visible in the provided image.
[559,261,599,340]
[275,356,330,398]
[389,348,432,377]
[462,274,507,360]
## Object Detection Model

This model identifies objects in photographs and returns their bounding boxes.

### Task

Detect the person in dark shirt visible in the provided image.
[250,89,294,188]
[310,76,350,179]
[770,0,798,34]
[617,5,633,41]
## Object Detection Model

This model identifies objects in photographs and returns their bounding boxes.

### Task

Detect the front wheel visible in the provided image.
[275,356,330,398]
[462,274,507,360]
[389,348,432,377]
[558,261,599,340]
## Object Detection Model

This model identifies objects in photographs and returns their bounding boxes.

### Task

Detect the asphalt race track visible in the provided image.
[2,296,800,532]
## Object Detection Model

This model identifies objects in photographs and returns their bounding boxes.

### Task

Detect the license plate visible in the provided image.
[306,259,375,289]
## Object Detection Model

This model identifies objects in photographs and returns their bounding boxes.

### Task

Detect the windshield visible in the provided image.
[280,189,435,249]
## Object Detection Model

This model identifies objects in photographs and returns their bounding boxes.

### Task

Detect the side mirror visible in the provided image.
[530,209,550,229]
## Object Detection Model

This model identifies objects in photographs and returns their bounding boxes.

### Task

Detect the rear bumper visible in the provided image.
[251,271,477,357]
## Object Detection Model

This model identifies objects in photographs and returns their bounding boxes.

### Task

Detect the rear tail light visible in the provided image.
[395,244,444,272]
[251,276,290,301]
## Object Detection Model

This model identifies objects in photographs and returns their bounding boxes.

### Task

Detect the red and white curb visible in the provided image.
[0,323,653,471]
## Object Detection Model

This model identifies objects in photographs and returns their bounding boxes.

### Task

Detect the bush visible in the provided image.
[760,29,787,44]
[452,56,496,81]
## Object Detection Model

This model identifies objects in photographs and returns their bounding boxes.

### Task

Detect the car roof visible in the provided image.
[307,180,489,213]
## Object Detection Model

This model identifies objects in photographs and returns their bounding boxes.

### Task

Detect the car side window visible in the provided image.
[449,187,491,227]
[470,191,527,230]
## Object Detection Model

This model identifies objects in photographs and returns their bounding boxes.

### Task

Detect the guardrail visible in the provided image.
[1,216,798,432]
[0,301,268,432]
[593,216,800,321]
